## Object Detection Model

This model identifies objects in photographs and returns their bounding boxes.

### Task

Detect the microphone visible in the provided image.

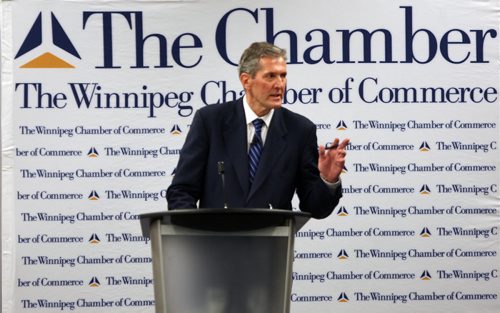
[217,161,228,209]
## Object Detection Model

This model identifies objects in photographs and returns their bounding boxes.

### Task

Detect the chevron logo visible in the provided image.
[88,276,100,287]
[336,120,348,130]
[419,184,431,195]
[337,249,349,260]
[15,12,80,68]
[87,147,99,157]
[419,141,431,152]
[420,227,432,238]
[88,190,100,200]
[337,206,349,217]
[420,270,432,280]
[88,233,100,244]
[337,292,349,303]
[170,125,182,135]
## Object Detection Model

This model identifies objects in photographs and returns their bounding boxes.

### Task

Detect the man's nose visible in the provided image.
[274,76,286,87]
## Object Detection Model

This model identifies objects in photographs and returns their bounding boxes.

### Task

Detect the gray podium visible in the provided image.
[140,209,310,313]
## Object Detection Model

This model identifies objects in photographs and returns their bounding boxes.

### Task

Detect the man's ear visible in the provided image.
[239,72,251,90]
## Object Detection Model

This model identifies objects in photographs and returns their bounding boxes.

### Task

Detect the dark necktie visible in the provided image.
[248,119,264,185]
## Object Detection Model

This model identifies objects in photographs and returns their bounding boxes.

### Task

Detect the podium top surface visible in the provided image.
[139,209,311,237]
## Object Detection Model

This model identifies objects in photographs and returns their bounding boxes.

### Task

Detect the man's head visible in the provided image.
[239,42,288,116]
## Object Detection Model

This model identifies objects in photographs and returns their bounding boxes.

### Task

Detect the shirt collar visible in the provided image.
[243,95,274,127]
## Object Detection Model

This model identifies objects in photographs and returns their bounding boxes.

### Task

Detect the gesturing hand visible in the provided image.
[318,138,350,183]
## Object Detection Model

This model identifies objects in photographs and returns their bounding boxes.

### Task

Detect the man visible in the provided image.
[167,42,349,219]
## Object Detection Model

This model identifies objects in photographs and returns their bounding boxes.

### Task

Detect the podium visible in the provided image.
[140,209,310,313]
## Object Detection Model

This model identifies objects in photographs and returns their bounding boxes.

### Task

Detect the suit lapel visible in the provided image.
[223,99,250,195]
[247,109,288,201]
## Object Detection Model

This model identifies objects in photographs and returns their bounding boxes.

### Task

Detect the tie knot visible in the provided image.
[252,119,264,133]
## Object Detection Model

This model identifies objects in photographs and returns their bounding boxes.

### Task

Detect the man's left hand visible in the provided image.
[318,138,350,183]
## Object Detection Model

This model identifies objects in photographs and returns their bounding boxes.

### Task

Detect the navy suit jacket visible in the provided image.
[167,98,342,219]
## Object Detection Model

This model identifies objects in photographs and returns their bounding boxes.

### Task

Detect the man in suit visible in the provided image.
[167,42,349,219]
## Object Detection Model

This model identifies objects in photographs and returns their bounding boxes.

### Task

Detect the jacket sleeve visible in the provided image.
[296,124,342,219]
[166,110,208,209]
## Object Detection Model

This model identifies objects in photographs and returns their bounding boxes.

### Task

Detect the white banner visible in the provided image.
[2,0,499,312]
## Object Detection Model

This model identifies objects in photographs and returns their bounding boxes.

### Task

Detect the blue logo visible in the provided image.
[16,12,80,68]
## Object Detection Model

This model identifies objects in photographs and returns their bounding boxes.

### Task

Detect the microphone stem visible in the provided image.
[217,162,228,209]
[222,175,228,209]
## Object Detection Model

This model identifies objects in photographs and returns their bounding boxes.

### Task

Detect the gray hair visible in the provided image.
[238,42,287,77]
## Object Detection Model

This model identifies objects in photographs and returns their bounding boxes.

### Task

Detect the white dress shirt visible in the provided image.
[243,96,274,150]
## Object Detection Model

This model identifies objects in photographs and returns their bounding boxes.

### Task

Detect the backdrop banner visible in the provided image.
[2,0,499,312]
